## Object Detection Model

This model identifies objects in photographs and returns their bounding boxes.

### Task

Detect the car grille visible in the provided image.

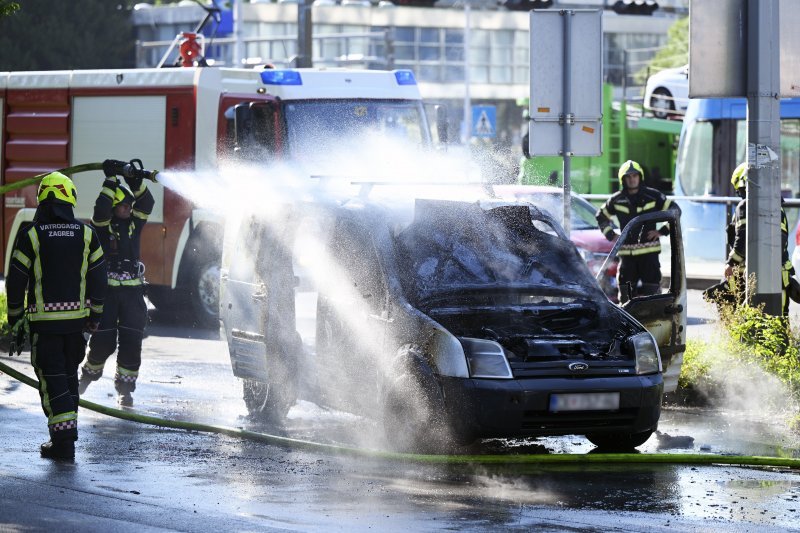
[510,359,636,379]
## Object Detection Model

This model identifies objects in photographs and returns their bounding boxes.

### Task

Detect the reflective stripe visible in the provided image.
[642,201,656,211]
[663,198,673,210]
[92,218,110,227]
[12,249,31,268]
[132,209,149,220]
[28,228,44,316]
[8,305,24,317]
[80,226,91,315]
[90,303,104,314]
[84,360,105,372]
[107,278,144,287]
[116,366,138,377]
[48,411,77,426]
[101,186,115,199]
[31,334,53,418]
[602,226,615,237]
[729,251,744,264]
[619,245,661,256]
[736,219,747,228]
[615,204,630,214]
[89,246,103,264]
[601,206,613,219]
[28,309,90,321]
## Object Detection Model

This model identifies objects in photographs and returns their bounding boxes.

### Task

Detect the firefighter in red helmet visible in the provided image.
[5,172,107,460]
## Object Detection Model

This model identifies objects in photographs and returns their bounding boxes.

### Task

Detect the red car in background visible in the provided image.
[493,185,619,302]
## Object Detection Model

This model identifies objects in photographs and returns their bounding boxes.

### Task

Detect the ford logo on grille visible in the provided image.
[568,362,589,372]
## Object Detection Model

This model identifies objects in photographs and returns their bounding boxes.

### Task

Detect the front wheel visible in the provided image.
[585,430,654,451]
[649,88,674,119]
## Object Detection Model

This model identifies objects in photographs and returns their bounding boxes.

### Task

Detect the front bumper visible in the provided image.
[441,374,663,440]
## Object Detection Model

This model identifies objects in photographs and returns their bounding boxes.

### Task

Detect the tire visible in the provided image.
[649,88,674,119]
[381,345,456,453]
[242,357,296,423]
[585,430,654,451]
[183,255,220,329]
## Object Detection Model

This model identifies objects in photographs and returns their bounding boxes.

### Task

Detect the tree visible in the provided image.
[0,0,137,70]
[647,16,688,69]
[0,1,20,17]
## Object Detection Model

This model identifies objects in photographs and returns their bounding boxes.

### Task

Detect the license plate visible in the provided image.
[549,392,620,412]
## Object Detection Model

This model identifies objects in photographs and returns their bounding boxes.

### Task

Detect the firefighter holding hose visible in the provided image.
[78,160,155,407]
[5,172,107,460]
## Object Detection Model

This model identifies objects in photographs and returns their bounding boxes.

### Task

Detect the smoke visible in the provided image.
[687,314,800,447]
[153,133,516,452]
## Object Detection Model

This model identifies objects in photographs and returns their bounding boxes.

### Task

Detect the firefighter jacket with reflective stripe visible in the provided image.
[595,186,681,256]
[6,208,106,334]
[92,178,154,286]
[726,198,792,271]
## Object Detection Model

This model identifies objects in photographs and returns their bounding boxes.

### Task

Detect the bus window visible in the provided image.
[676,120,713,196]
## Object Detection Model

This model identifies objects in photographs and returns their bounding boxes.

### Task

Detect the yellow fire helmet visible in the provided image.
[618,160,645,186]
[731,162,748,190]
[112,184,135,207]
[37,172,78,206]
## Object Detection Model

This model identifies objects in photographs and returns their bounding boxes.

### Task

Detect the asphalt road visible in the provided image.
[1,291,799,531]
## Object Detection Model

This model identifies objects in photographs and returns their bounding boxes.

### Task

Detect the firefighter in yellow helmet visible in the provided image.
[5,172,107,460]
[595,160,681,303]
[78,160,154,407]
[720,162,795,316]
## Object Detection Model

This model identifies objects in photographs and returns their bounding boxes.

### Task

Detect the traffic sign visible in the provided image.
[472,105,496,138]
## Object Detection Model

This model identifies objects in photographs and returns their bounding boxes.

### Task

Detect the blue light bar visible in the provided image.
[260,70,303,86]
[394,70,417,86]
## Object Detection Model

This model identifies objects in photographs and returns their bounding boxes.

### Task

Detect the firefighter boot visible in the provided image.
[78,364,104,394]
[40,439,75,460]
[117,392,134,408]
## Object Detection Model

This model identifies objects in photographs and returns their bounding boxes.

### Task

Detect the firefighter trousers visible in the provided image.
[31,331,87,442]
[617,252,661,304]
[84,285,148,394]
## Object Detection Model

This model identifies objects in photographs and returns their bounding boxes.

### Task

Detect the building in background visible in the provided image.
[132,0,687,181]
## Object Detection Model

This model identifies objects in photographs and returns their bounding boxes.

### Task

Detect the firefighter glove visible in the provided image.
[605,231,618,242]
[124,174,143,193]
[8,316,29,356]
[102,159,126,178]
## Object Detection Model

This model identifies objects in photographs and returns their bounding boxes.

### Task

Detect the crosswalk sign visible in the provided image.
[472,105,496,138]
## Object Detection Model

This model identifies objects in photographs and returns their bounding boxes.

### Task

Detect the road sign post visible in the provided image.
[529,9,602,234]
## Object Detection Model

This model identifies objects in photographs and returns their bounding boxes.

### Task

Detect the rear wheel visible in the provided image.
[185,255,220,328]
[649,88,674,119]
[585,430,654,451]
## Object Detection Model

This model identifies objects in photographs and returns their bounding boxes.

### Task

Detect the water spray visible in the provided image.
[2,358,800,468]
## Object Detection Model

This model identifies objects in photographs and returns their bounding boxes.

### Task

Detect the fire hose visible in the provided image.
[0,159,159,197]
[1,358,799,467]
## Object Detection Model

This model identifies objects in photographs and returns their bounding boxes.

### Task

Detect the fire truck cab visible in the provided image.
[0,66,433,325]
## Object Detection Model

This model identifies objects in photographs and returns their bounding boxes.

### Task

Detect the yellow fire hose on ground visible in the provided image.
[2,163,799,467]
[1,358,799,467]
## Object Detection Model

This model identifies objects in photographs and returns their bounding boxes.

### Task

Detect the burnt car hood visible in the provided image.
[395,199,606,303]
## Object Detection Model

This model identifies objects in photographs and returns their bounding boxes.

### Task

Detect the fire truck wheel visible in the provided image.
[185,256,221,328]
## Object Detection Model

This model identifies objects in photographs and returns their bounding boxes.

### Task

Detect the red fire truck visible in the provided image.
[0,66,434,325]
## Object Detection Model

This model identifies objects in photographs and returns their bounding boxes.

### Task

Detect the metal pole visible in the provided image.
[561,10,573,236]
[233,0,243,66]
[462,3,472,145]
[745,0,781,315]
[296,0,313,68]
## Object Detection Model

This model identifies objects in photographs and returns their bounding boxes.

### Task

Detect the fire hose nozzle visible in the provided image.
[103,159,159,183]
[120,159,159,183]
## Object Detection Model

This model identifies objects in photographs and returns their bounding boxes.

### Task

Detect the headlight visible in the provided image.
[628,332,662,375]
[459,338,513,379]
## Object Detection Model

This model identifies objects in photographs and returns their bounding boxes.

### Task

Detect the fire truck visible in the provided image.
[0,65,435,325]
